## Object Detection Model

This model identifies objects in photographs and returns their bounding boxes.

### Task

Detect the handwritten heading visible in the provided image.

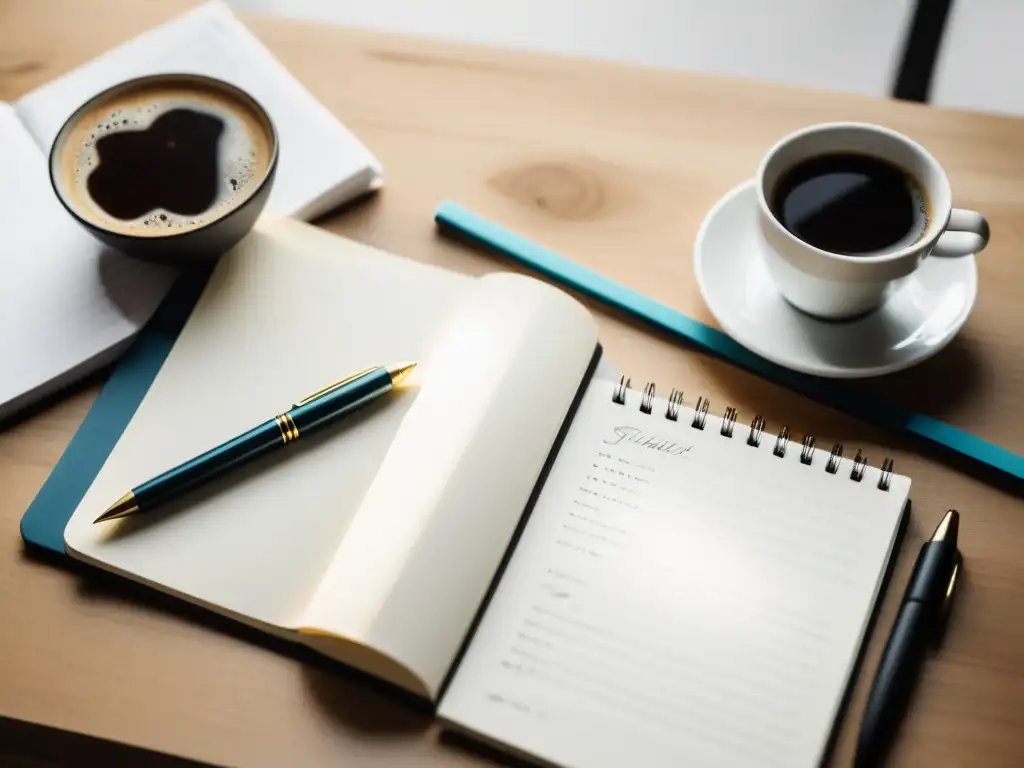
[603,426,694,457]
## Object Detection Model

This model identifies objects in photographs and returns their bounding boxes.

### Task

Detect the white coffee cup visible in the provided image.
[756,122,989,320]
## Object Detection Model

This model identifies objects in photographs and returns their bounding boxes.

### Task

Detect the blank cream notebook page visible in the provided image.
[440,379,910,768]
[63,217,473,637]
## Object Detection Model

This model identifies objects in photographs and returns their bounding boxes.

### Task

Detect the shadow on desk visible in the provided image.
[0,714,210,768]
[16,542,522,767]
[19,543,436,749]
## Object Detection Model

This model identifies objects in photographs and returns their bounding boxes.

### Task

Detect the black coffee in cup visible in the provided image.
[52,74,275,237]
[770,153,929,256]
[87,108,226,220]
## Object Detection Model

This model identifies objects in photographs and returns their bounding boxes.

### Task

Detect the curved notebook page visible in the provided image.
[439,379,910,767]
[300,273,599,699]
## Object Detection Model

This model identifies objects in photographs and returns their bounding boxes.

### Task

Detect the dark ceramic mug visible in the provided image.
[49,73,278,267]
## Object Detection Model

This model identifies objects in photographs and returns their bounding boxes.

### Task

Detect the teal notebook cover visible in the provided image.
[20,271,209,554]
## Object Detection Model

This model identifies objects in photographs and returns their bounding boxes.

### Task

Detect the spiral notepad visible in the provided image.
[441,376,911,768]
[614,375,897,489]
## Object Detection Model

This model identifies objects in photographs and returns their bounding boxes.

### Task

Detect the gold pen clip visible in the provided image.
[943,551,962,618]
[294,365,379,407]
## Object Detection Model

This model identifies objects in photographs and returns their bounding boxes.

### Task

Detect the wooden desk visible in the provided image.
[2,1,1022,765]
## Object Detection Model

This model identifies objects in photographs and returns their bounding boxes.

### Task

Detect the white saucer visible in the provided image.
[694,181,977,378]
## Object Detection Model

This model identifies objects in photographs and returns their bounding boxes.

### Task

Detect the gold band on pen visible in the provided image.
[274,412,300,444]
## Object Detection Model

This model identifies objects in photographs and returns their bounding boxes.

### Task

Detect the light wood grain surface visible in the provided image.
[1,1,1022,766]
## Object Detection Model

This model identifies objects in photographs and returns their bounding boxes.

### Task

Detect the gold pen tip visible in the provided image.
[387,361,418,388]
[931,508,959,543]
[93,490,139,524]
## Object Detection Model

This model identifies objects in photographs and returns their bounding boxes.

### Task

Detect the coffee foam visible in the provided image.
[55,82,274,237]
[899,177,931,251]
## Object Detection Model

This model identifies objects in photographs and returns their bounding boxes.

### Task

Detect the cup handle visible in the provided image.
[932,208,989,258]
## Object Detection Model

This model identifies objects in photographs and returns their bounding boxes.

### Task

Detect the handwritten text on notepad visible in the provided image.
[603,425,695,457]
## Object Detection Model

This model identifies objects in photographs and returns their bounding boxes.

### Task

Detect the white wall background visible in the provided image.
[931,2,1024,116]
[233,0,915,98]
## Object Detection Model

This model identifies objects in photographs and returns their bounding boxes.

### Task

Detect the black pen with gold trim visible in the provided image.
[854,509,961,767]
[95,362,417,523]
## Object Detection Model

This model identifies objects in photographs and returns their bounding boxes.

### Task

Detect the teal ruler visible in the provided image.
[435,201,1023,484]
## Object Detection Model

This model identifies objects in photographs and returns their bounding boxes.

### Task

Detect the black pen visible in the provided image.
[855,509,961,767]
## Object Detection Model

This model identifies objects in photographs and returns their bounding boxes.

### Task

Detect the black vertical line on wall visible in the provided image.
[892,0,955,102]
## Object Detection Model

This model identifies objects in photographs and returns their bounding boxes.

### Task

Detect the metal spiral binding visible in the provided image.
[666,389,684,421]
[720,407,738,438]
[748,415,766,447]
[800,435,816,465]
[640,382,656,414]
[826,443,843,474]
[774,426,791,458]
[612,375,631,405]
[609,378,895,488]
[851,450,868,482]
[692,397,710,430]
[878,458,894,491]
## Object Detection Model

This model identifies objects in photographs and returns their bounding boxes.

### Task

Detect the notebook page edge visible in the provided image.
[812,476,911,766]
[63,532,297,642]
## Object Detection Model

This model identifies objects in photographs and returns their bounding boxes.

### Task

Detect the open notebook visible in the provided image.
[0,1,380,420]
[62,219,910,767]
